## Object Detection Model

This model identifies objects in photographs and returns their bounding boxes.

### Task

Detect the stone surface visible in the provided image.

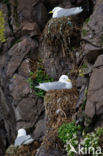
[32,2,49,30]
[85,55,103,120]
[18,59,31,78]
[36,145,66,156]
[0,87,16,155]
[22,22,41,37]
[82,0,103,62]
[9,74,32,103]
[33,119,46,141]
[6,38,37,78]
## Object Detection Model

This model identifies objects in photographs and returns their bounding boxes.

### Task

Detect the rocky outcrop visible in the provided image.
[82,0,103,62]
[85,54,103,127]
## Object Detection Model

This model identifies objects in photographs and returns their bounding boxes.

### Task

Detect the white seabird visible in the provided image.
[35,75,72,91]
[49,6,83,18]
[14,128,34,146]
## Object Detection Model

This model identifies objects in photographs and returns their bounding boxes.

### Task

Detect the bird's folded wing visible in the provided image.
[15,135,31,146]
[36,81,66,91]
[58,7,83,17]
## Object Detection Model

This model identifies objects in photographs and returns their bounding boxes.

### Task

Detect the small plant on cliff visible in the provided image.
[58,121,103,156]
[0,10,6,43]
[81,127,103,156]
[27,69,53,97]
[58,121,81,156]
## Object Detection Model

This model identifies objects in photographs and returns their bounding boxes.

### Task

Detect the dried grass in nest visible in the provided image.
[41,17,81,49]
[43,119,70,151]
[44,88,78,128]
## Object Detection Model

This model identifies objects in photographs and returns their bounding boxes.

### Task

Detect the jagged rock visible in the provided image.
[85,55,103,123]
[21,22,41,37]
[43,0,72,8]
[82,0,103,62]
[33,119,46,141]
[6,38,38,78]
[8,73,44,129]
[18,59,31,78]
[36,144,66,156]
[32,2,49,30]
[9,74,32,103]
[0,87,16,155]
[16,97,44,129]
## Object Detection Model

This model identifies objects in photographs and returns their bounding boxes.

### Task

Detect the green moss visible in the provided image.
[27,68,54,97]
[0,10,6,43]
[84,18,90,24]
[82,29,88,37]
[58,121,81,144]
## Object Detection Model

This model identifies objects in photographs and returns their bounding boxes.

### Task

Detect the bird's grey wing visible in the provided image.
[39,81,66,91]
[15,136,26,146]
[57,7,82,17]
[14,136,31,146]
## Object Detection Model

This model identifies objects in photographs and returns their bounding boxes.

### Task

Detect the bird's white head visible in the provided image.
[59,75,70,83]
[52,7,62,13]
[17,128,26,137]
[59,75,72,89]
[49,7,62,14]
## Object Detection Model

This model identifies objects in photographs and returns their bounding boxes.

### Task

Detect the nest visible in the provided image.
[41,17,81,50]
[44,88,78,129]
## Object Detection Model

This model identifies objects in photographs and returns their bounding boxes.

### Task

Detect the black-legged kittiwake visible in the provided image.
[49,6,83,18]
[35,75,72,91]
[14,128,34,146]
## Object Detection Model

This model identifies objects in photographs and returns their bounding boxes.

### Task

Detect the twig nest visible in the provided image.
[44,88,78,128]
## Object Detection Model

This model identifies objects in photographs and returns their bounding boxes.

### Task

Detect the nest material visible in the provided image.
[42,17,81,49]
[5,141,39,156]
[44,88,78,128]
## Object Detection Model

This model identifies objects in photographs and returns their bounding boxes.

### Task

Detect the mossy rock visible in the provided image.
[0,10,6,43]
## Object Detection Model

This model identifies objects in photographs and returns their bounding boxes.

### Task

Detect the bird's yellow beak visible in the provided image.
[49,11,53,14]
[67,79,71,82]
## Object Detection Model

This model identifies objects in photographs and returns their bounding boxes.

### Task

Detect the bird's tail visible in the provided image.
[35,85,40,89]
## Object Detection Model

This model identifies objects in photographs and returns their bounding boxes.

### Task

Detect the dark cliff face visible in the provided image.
[0,0,103,155]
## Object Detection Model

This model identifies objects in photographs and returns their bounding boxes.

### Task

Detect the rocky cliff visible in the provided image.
[0,0,103,156]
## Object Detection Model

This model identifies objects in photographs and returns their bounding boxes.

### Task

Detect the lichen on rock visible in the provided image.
[0,10,6,43]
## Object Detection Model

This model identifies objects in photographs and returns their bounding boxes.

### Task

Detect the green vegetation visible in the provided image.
[81,88,88,110]
[58,121,81,143]
[79,63,88,77]
[81,128,103,156]
[58,121,103,156]
[58,121,81,156]
[84,17,90,24]
[82,29,88,37]
[0,10,6,43]
[27,69,53,97]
